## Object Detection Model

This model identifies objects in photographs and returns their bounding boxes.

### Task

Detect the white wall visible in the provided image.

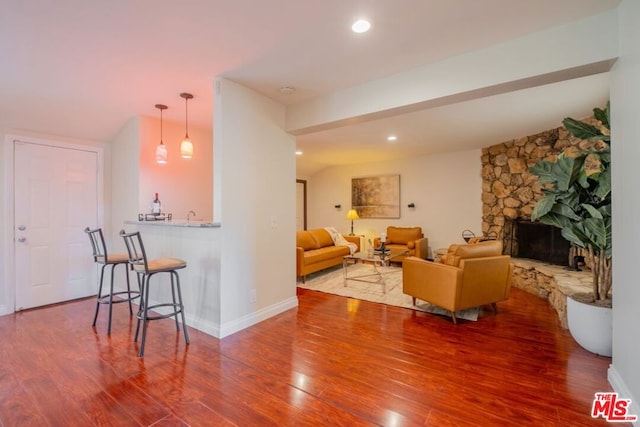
[0,125,13,313]
[609,0,640,419]
[305,149,482,254]
[110,117,140,251]
[214,78,298,337]
[110,115,214,240]
[138,116,213,221]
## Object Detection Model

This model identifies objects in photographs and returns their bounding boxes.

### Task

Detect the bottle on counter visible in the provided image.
[152,193,161,216]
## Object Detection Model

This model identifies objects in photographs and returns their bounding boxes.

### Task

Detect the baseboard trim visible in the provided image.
[609,364,639,426]
[184,313,221,339]
[131,292,299,340]
[219,296,299,339]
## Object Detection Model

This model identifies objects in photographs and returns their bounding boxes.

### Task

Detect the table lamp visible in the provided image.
[346,209,359,235]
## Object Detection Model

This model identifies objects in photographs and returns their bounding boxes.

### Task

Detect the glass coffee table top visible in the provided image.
[344,248,407,262]
[342,249,407,293]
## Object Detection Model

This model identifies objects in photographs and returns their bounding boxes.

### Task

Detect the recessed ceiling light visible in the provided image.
[295,150,303,156]
[279,85,296,95]
[387,135,397,142]
[351,19,371,34]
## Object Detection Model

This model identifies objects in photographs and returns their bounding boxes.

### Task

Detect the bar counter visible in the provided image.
[122,219,222,337]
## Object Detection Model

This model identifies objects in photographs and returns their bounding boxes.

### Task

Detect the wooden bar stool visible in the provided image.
[119,229,190,357]
[85,227,140,334]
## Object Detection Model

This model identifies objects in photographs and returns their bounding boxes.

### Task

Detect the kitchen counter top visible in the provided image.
[124,219,221,228]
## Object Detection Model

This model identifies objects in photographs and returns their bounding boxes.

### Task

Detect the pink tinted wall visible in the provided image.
[138,116,214,221]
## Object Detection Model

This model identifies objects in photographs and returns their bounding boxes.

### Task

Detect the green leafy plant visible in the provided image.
[530,102,611,304]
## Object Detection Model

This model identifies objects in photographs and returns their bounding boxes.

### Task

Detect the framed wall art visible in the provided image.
[351,174,400,218]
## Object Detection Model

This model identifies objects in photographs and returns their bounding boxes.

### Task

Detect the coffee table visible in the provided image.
[343,249,407,293]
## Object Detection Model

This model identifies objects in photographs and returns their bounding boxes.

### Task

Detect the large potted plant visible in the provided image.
[529,102,612,356]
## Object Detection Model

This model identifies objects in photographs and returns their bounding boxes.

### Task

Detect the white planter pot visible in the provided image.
[567,296,612,357]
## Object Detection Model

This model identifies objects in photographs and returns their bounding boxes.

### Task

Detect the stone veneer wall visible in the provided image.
[480,116,601,241]
[481,127,563,239]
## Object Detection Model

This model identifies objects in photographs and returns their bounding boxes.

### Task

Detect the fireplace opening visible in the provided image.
[506,220,571,266]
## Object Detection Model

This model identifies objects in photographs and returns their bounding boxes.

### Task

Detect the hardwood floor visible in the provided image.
[0,287,624,426]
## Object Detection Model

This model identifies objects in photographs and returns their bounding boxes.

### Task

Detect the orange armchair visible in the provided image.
[373,226,428,263]
[402,240,512,323]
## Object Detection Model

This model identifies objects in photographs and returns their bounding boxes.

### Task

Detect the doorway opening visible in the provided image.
[296,179,307,231]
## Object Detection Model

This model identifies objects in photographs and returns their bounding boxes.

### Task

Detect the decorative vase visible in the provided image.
[567,296,612,357]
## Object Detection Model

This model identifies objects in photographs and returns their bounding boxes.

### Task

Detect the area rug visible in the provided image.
[298,264,479,321]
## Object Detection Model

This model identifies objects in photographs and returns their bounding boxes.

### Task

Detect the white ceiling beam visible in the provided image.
[285,9,619,136]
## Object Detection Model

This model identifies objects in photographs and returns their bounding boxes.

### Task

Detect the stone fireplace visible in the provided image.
[480,117,601,263]
[504,218,571,266]
[479,116,603,328]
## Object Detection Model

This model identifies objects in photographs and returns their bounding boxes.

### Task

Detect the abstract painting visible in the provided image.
[351,174,400,218]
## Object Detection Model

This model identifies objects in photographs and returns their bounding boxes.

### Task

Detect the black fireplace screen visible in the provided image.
[509,220,571,266]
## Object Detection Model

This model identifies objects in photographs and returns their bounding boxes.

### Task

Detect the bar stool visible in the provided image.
[119,229,190,357]
[85,227,140,334]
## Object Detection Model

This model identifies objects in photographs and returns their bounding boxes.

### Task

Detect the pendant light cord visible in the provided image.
[180,93,193,139]
[155,104,168,145]
[184,96,189,138]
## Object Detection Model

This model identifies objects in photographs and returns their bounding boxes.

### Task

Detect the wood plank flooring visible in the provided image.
[0,287,624,426]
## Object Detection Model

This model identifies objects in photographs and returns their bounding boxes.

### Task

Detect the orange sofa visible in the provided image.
[373,226,429,263]
[296,228,360,283]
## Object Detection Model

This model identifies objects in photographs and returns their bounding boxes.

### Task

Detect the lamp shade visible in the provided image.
[155,103,168,164]
[346,209,359,220]
[180,138,193,158]
[155,143,168,164]
[180,92,194,159]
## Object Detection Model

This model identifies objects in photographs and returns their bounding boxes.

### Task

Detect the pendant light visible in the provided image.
[180,92,194,158]
[155,104,168,164]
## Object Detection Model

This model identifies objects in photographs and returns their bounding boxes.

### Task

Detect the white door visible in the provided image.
[14,141,98,310]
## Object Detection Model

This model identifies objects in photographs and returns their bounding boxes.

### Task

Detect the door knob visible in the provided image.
[17,237,26,243]
[18,225,26,231]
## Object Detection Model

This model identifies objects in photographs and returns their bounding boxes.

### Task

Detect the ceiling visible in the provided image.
[0,0,618,176]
